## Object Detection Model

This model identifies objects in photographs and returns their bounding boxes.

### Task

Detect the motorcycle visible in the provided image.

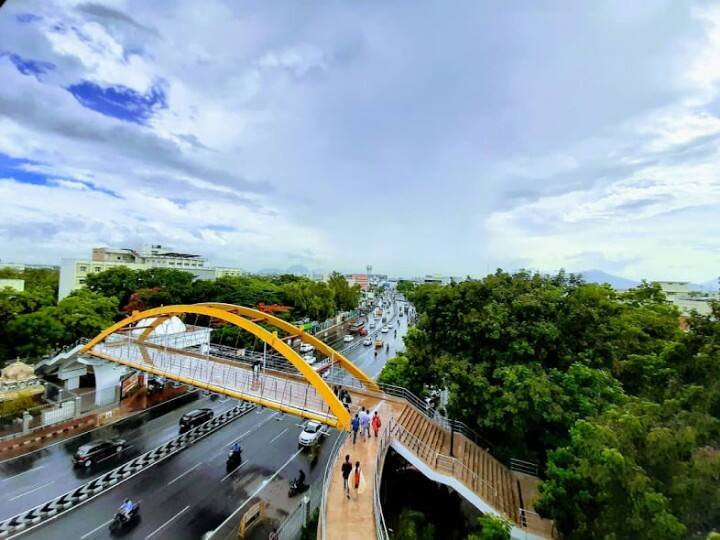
[288,477,308,497]
[226,448,242,472]
[109,503,140,534]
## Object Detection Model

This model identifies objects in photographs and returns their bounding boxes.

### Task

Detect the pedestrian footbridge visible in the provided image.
[81,303,379,430]
[82,304,553,539]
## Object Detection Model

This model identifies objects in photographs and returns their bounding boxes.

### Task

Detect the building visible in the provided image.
[656,281,716,316]
[0,262,59,271]
[58,244,244,299]
[0,278,25,292]
[347,273,370,290]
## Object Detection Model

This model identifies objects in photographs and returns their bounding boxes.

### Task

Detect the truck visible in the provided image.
[349,320,366,335]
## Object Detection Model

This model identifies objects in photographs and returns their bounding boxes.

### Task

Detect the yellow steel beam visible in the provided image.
[81,304,351,430]
[198,303,380,391]
[87,349,341,428]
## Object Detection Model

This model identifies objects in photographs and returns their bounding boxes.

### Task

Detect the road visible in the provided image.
[0,392,235,520]
[16,297,408,539]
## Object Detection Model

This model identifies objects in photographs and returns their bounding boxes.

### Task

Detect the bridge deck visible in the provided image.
[89,338,348,426]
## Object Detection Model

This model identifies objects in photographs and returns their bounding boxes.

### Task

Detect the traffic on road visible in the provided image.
[6,297,409,539]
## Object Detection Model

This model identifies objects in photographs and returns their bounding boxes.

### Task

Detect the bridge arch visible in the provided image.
[80,304,372,430]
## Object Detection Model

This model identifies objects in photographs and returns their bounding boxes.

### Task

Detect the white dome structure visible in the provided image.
[130,316,187,337]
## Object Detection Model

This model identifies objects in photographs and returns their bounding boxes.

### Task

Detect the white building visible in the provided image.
[656,281,716,316]
[59,244,244,299]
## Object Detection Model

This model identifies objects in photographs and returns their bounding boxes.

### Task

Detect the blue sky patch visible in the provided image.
[0,153,120,197]
[2,52,55,76]
[66,81,168,124]
[0,154,50,185]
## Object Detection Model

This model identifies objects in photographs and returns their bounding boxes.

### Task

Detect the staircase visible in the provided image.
[391,404,544,535]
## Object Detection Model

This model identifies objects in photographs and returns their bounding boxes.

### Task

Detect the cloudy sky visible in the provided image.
[1,1,719,281]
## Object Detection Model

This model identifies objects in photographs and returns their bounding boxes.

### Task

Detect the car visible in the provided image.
[73,438,126,468]
[363,338,372,346]
[299,343,314,354]
[381,326,389,333]
[343,334,354,342]
[374,339,384,348]
[369,322,375,329]
[179,408,214,433]
[298,420,325,448]
[303,354,317,365]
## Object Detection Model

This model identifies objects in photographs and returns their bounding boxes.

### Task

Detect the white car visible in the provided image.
[298,420,325,447]
[381,326,389,333]
[363,338,372,346]
[299,343,314,353]
[343,334,354,342]
[369,322,375,329]
[303,354,317,365]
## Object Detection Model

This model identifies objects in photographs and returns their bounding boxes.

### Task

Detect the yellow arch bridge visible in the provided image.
[81,303,379,430]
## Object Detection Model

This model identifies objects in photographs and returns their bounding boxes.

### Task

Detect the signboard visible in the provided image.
[121,373,139,399]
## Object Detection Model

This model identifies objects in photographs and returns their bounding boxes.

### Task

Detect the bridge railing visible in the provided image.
[318,430,348,540]
[388,419,500,510]
[373,424,392,540]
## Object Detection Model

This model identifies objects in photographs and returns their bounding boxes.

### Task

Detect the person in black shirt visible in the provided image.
[341,454,353,499]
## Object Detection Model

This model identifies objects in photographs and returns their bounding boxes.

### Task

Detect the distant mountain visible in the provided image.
[579,270,639,290]
[286,264,311,276]
[256,265,311,276]
[690,279,719,292]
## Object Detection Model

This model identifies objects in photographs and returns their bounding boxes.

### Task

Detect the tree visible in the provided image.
[282,280,335,321]
[396,279,417,297]
[135,268,194,303]
[467,515,511,540]
[85,266,139,307]
[394,508,435,540]
[327,271,361,311]
[123,287,173,313]
[8,307,65,359]
[55,289,118,345]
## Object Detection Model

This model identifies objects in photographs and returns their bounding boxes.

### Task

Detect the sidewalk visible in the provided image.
[324,400,396,540]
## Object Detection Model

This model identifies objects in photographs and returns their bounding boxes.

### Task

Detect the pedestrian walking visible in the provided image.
[351,413,360,444]
[341,454,353,499]
[360,408,371,439]
[353,461,361,497]
[269,529,278,540]
[371,411,382,438]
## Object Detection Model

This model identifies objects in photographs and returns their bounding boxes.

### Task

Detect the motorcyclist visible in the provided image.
[296,469,306,487]
[118,499,135,520]
[386,344,389,353]
[230,441,242,454]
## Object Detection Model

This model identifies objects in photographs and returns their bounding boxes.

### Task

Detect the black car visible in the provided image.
[179,408,214,432]
[73,438,126,468]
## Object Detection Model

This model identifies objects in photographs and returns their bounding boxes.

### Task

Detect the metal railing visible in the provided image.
[318,431,349,540]
[510,458,539,477]
[389,420,500,509]
[373,424,392,540]
[518,508,555,537]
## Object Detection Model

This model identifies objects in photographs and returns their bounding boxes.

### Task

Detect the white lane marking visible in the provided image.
[221,460,248,483]
[268,427,289,445]
[212,449,303,534]
[1,465,45,482]
[79,519,113,539]
[145,504,191,539]
[8,480,55,501]
[167,462,202,486]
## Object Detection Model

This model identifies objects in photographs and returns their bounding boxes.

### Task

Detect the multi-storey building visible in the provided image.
[58,244,243,299]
